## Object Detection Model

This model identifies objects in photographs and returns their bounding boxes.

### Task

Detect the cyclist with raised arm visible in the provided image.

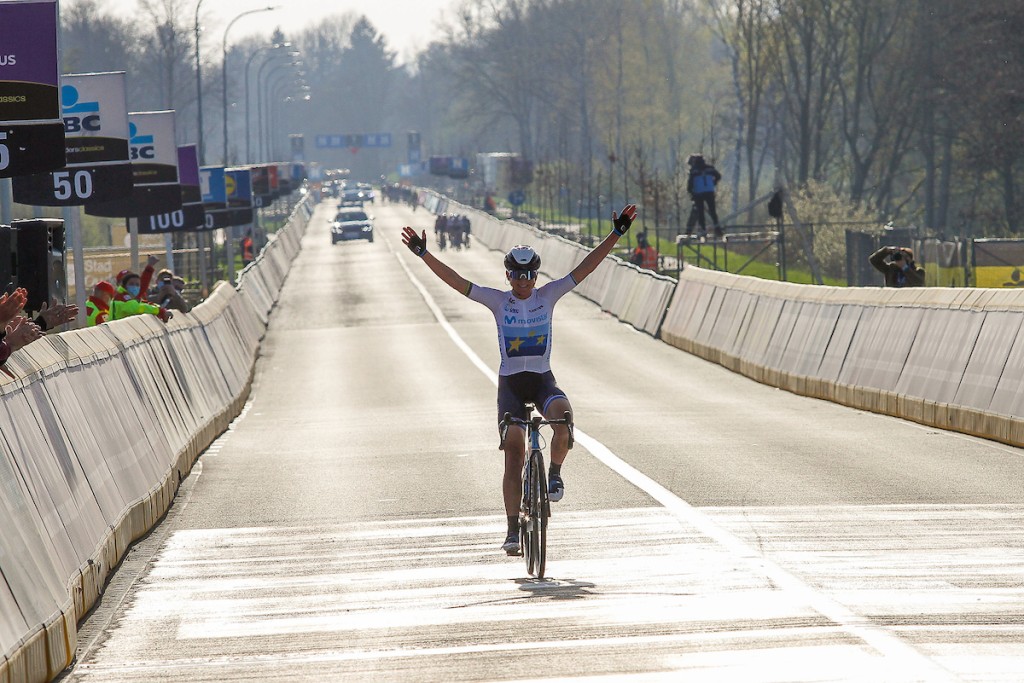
[401,203,638,555]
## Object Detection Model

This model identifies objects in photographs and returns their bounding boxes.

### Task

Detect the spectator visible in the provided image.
[870,246,925,288]
[685,154,723,239]
[240,230,255,266]
[151,269,191,313]
[115,255,159,303]
[86,280,172,326]
[0,288,42,367]
[631,232,659,271]
[33,297,78,332]
[117,263,172,321]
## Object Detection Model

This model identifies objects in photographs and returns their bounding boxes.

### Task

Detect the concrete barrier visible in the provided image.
[426,192,1024,447]
[0,195,314,683]
[661,264,1024,448]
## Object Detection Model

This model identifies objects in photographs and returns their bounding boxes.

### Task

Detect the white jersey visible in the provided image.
[467,274,578,376]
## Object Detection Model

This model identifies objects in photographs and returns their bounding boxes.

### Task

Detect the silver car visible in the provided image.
[331,208,374,243]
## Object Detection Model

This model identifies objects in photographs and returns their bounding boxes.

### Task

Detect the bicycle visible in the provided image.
[500,409,573,578]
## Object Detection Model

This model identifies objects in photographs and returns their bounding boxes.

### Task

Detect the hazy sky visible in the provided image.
[64,0,459,62]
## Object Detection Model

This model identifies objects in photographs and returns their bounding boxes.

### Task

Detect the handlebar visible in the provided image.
[501,410,573,428]
[500,410,574,450]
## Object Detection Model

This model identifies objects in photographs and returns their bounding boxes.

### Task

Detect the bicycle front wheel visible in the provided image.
[528,449,548,578]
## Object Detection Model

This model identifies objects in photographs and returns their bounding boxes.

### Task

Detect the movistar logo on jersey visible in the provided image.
[128,122,155,160]
[61,84,102,133]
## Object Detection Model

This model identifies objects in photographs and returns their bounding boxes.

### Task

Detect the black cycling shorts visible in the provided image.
[496,371,568,426]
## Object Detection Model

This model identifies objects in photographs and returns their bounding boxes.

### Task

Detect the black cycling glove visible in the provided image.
[406,230,428,257]
[613,211,634,236]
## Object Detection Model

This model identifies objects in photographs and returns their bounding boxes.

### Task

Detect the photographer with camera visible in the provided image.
[870,245,925,288]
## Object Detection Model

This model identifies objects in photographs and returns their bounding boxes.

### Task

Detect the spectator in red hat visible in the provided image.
[115,255,159,303]
[86,281,117,326]
[114,255,172,322]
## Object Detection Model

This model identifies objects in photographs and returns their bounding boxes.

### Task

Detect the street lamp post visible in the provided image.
[266,73,296,161]
[258,62,301,160]
[222,6,276,165]
[193,0,208,293]
[269,81,309,161]
[245,44,292,163]
[255,54,294,160]
[194,0,205,164]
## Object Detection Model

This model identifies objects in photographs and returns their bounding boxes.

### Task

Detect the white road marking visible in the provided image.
[74,507,1024,681]
[391,242,958,679]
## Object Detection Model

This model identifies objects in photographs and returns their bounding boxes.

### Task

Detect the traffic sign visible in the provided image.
[508,190,525,206]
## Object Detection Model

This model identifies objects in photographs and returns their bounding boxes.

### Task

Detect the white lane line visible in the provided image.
[391,240,958,680]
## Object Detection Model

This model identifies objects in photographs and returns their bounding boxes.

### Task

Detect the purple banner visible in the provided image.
[177,144,200,186]
[177,144,201,203]
[0,0,59,121]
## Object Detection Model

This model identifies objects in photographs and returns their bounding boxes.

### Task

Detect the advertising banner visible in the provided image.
[276,162,292,196]
[250,163,273,207]
[13,71,132,205]
[225,167,254,226]
[86,110,181,217]
[200,165,230,229]
[0,0,65,177]
[973,239,1024,288]
[134,144,206,233]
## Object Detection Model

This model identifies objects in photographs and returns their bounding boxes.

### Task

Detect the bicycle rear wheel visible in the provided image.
[528,449,548,578]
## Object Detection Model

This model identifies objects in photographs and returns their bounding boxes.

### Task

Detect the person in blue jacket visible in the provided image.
[685,154,723,238]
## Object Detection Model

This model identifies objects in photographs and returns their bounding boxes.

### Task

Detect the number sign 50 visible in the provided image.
[53,170,93,200]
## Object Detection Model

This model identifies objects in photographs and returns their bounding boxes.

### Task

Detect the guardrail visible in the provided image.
[0,195,315,683]
[426,191,1024,451]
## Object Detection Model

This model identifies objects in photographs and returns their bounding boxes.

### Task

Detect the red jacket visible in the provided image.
[632,245,658,271]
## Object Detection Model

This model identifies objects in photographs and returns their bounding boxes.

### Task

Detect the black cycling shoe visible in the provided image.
[548,473,564,502]
[502,533,522,556]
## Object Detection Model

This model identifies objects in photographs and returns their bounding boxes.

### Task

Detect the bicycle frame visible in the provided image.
[500,410,573,578]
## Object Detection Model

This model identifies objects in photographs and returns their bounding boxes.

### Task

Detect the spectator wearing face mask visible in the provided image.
[86,280,173,326]
[113,266,174,323]
[115,255,160,303]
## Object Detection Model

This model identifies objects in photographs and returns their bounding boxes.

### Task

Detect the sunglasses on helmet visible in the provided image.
[507,269,537,281]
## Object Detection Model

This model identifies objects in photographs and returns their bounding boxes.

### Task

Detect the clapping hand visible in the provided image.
[37,298,78,330]
[0,288,27,327]
[5,317,42,352]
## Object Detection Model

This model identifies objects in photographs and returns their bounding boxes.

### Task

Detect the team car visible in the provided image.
[339,186,370,206]
[331,208,374,243]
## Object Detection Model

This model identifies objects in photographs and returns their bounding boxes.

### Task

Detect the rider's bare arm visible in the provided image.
[423,251,472,296]
[570,204,637,284]
[402,226,472,295]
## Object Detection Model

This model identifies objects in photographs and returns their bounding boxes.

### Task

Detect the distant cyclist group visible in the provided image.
[433,213,472,251]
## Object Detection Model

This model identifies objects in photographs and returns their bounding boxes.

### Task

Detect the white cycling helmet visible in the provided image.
[504,245,541,277]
